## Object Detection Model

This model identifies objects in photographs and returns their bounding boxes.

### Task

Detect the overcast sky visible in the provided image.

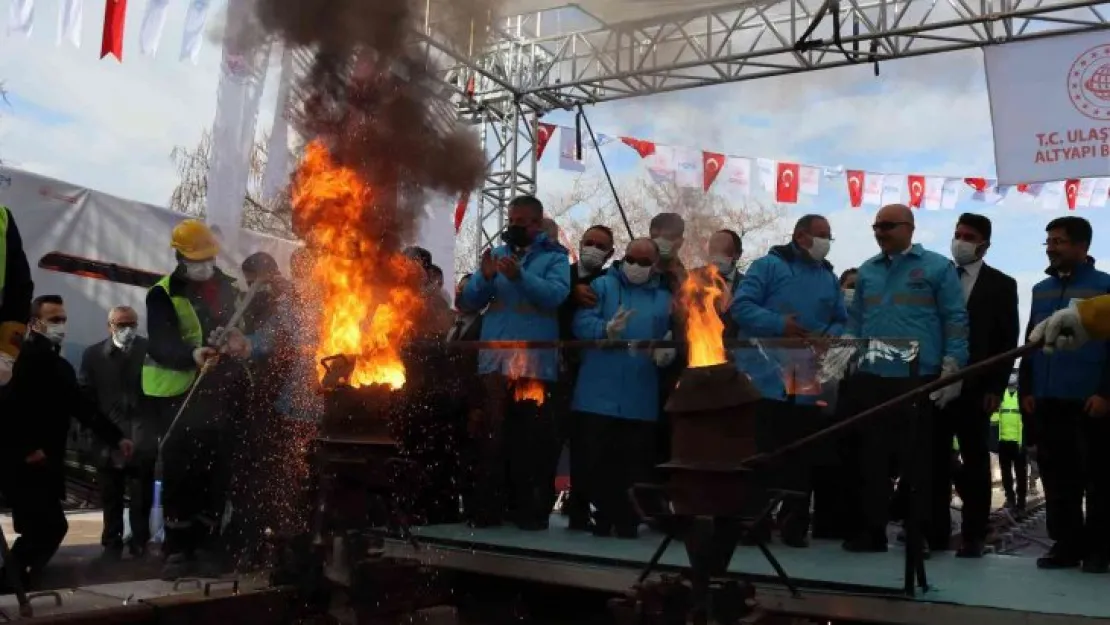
[2,0,1108,334]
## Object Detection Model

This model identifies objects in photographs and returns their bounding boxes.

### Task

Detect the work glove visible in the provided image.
[1029,303,1089,354]
[0,352,14,387]
[653,331,676,367]
[606,306,635,340]
[817,335,856,384]
[929,356,962,409]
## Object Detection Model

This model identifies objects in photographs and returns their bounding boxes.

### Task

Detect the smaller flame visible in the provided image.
[507,351,545,406]
[680,266,727,368]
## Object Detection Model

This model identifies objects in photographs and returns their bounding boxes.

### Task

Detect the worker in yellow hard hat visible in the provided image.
[1030,294,1110,351]
[144,219,251,580]
[0,205,34,388]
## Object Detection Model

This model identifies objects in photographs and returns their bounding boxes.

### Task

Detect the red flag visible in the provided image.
[536,123,556,161]
[101,0,128,61]
[845,170,865,208]
[465,75,476,97]
[620,137,656,159]
[1066,179,1080,210]
[907,175,926,208]
[702,152,725,192]
[775,162,800,204]
[1017,183,1030,194]
[964,177,988,193]
[454,192,471,233]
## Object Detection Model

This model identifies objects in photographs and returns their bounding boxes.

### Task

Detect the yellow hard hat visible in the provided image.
[171,219,220,261]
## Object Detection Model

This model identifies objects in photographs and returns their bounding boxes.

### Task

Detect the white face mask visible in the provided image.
[808,237,831,262]
[43,323,66,345]
[622,263,653,285]
[710,255,736,276]
[843,288,855,306]
[184,260,215,282]
[113,326,136,348]
[653,238,675,260]
[951,239,980,266]
[579,246,609,272]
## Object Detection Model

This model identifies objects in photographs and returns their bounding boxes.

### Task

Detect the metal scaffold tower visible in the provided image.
[417,0,1110,257]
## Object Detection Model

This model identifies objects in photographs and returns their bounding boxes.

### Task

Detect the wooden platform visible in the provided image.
[382,515,1108,625]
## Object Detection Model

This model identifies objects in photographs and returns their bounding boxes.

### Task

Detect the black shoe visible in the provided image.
[956,541,985,559]
[1082,555,1109,574]
[1017,498,1027,510]
[98,546,124,562]
[781,532,810,549]
[842,534,888,553]
[1037,545,1081,569]
[128,542,148,559]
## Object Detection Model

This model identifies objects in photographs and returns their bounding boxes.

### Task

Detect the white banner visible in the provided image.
[986,31,1110,184]
[0,167,455,364]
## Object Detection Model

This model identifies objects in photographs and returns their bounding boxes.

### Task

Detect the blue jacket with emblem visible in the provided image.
[847,243,969,377]
[571,263,674,421]
[731,243,847,404]
[459,233,570,381]
[1019,259,1110,401]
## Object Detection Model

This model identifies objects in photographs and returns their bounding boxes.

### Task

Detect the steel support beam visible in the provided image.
[431,0,1110,110]
[473,104,540,260]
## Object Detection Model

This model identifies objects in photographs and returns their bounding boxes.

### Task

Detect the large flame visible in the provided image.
[680,267,727,368]
[291,140,424,389]
[507,350,545,406]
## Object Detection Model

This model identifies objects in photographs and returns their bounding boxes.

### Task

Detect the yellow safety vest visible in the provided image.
[0,207,9,299]
[997,390,1022,444]
[141,275,203,398]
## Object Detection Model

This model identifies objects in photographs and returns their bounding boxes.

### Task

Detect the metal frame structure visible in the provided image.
[417,0,1110,259]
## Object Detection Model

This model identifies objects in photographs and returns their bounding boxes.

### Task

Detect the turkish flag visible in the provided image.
[1066,179,1080,210]
[846,170,865,207]
[454,191,471,233]
[621,137,656,159]
[964,177,989,193]
[703,152,726,192]
[775,162,800,204]
[536,123,556,161]
[101,0,128,61]
[907,175,926,208]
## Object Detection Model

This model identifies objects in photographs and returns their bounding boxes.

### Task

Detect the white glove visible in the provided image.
[929,356,962,409]
[220,327,253,360]
[653,331,676,367]
[0,352,14,387]
[1029,304,1089,354]
[606,306,635,340]
[817,335,856,384]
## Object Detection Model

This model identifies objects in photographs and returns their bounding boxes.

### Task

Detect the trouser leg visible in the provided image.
[998,442,1017,502]
[1080,414,1110,559]
[98,466,127,550]
[926,404,955,547]
[1014,447,1028,505]
[954,396,992,544]
[471,373,509,525]
[1037,399,1084,554]
[507,388,558,527]
[10,485,69,585]
[770,402,819,541]
[128,458,156,547]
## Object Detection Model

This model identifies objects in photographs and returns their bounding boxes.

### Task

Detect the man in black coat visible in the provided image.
[0,205,34,387]
[0,295,133,590]
[78,305,153,560]
[927,213,1019,557]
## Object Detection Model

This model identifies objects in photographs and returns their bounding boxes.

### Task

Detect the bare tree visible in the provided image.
[168,129,295,239]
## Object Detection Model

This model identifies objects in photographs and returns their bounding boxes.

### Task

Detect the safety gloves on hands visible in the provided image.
[1030,303,1089,354]
[606,306,635,340]
[653,331,676,367]
[929,356,962,409]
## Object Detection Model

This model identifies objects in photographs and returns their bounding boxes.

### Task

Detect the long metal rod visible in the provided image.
[743,342,1040,468]
[575,103,634,240]
[416,338,899,350]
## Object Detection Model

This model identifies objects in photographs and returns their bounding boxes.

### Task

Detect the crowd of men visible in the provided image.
[1,195,1110,594]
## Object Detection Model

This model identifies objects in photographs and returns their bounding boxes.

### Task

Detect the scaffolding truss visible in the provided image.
[415,0,1109,258]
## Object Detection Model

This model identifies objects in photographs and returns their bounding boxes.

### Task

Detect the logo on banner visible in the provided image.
[1067,45,1110,121]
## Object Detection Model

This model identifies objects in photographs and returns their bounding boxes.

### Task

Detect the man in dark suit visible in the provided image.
[927,213,1019,557]
[555,224,614,530]
[78,305,155,560]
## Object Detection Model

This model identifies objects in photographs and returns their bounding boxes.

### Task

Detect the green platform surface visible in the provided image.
[410,516,1109,619]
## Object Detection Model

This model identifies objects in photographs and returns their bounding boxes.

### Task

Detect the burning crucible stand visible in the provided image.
[613,363,800,625]
[272,353,450,624]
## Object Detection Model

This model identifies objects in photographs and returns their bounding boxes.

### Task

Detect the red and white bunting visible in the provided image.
[702,152,725,192]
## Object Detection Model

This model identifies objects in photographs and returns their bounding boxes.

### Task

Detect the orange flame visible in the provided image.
[507,351,545,406]
[291,141,424,389]
[680,266,727,368]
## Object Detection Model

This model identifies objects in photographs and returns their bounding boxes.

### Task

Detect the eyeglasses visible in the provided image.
[623,256,655,267]
[872,221,910,232]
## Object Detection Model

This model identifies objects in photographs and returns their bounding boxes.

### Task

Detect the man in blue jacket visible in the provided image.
[838,203,969,553]
[459,195,571,530]
[572,238,675,539]
[1018,216,1110,573]
[732,214,846,547]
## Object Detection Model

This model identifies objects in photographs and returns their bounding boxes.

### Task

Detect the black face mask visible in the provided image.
[501,225,532,248]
